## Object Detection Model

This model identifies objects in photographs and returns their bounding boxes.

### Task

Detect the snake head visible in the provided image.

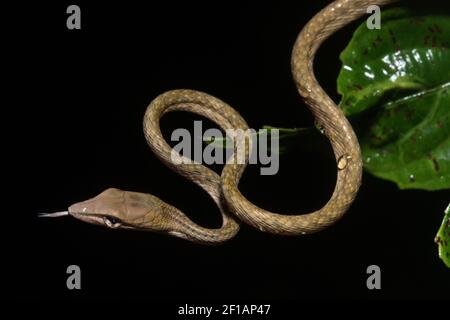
[68,188,174,232]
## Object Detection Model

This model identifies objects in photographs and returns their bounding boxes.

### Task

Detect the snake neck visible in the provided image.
[160,201,240,245]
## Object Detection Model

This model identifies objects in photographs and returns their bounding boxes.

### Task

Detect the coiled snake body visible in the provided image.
[41,0,397,244]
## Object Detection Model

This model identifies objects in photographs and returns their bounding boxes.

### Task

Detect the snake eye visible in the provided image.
[103,216,122,228]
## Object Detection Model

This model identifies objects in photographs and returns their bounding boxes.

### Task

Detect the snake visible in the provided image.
[39,0,397,244]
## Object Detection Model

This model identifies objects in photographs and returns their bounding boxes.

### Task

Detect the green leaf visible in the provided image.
[435,203,450,268]
[338,8,450,115]
[337,8,450,190]
[361,83,450,190]
[202,127,324,155]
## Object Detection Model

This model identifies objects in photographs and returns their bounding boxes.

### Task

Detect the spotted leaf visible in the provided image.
[338,8,450,190]
[435,203,450,268]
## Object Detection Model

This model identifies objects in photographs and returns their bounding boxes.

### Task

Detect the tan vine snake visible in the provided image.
[39,0,398,244]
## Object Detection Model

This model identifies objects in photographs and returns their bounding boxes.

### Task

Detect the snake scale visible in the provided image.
[40,0,397,244]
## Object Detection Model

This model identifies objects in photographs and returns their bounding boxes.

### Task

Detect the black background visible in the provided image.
[6,0,450,302]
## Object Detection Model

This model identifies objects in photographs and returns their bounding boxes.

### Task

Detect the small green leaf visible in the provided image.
[435,203,450,268]
[202,127,322,155]
[337,8,450,190]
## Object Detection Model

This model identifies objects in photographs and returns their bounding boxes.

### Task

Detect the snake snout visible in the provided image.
[66,188,128,227]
